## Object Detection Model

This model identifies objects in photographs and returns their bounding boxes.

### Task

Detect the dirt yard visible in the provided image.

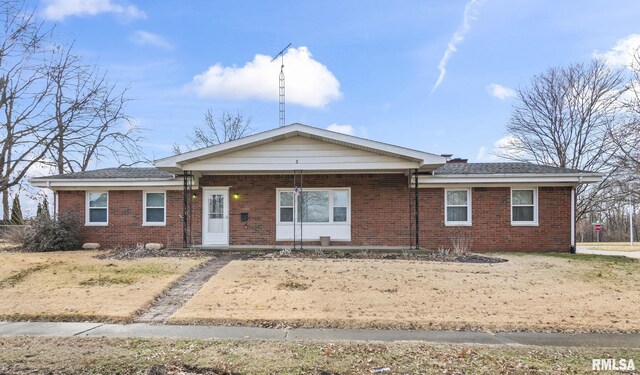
[171,254,640,333]
[0,251,206,322]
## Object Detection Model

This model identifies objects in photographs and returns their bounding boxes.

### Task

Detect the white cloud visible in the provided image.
[44,0,146,21]
[593,34,640,67]
[476,135,520,161]
[326,123,355,135]
[486,83,517,100]
[431,0,483,93]
[131,31,173,49]
[188,46,342,108]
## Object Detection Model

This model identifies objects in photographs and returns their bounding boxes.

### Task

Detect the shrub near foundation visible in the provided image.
[23,213,81,251]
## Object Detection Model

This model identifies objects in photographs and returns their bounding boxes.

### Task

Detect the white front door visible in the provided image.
[202,188,229,246]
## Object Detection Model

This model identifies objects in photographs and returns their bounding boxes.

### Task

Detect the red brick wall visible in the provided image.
[56,176,572,252]
[418,186,572,252]
[58,190,198,248]
[200,174,412,247]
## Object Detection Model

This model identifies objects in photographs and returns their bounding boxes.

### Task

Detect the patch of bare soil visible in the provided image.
[147,364,239,375]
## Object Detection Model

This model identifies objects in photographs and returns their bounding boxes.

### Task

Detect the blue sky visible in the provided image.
[38,0,640,163]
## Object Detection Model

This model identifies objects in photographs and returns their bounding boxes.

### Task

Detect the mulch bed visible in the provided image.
[2,239,506,263]
[94,246,215,260]
[243,250,508,264]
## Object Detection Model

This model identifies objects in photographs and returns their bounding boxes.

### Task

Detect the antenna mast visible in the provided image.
[272,43,291,127]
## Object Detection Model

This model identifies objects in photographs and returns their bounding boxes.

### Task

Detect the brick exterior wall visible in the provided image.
[57,175,572,252]
[199,174,413,248]
[418,186,571,252]
[58,190,196,248]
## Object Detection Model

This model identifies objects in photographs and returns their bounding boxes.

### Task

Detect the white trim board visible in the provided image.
[155,123,447,173]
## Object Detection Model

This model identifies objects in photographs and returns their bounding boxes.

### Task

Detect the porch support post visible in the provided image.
[570,186,576,253]
[414,168,419,249]
[183,173,189,248]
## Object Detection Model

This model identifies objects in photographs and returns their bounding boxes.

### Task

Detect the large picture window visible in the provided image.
[143,191,166,225]
[511,188,538,225]
[86,191,108,226]
[445,188,471,226]
[277,188,350,224]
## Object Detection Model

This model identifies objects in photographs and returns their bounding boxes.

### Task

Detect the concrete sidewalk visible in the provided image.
[577,247,640,259]
[0,321,639,348]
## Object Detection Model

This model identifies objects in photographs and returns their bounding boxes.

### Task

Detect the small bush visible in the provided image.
[450,227,472,257]
[23,213,82,251]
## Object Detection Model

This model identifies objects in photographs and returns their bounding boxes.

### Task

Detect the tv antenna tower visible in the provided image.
[272,43,291,127]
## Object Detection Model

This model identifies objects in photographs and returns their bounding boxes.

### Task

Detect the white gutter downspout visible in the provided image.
[46,181,58,218]
[570,184,576,253]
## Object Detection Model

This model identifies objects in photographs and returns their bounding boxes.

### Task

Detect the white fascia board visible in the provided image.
[417,174,602,185]
[30,178,192,190]
[154,124,447,169]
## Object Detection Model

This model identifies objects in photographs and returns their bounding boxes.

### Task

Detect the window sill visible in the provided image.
[511,222,539,227]
[277,222,351,225]
[142,223,166,227]
[85,223,108,227]
[445,222,472,226]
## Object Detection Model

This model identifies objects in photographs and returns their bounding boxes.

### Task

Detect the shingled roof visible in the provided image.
[433,162,593,175]
[32,167,174,180]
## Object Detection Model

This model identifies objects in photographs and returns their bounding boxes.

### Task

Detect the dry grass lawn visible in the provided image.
[1,336,638,374]
[0,251,205,322]
[171,254,640,333]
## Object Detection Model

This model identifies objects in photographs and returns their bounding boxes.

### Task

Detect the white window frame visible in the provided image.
[276,188,351,224]
[143,190,166,226]
[85,191,108,226]
[444,188,472,226]
[511,187,538,226]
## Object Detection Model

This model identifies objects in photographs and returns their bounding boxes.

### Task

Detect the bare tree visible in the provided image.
[609,50,640,202]
[0,1,145,219]
[173,109,251,154]
[0,0,56,219]
[47,44,143,173]
[497,59,627,219]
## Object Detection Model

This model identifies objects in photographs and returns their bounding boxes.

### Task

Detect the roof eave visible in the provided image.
[419,173,603,185]
[30,177,186,189]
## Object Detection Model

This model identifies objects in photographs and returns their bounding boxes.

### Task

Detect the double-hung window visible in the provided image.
[511,188,538,225]
[445,188,471,226]
[279,191,294,222]
[86,192,108,226]
[143,191,166,226]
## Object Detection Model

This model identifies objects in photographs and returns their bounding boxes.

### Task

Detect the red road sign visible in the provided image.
[594,224,603,232]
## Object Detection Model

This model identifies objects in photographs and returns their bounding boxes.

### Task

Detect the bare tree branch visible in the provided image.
[174,109,252,154]
[496,59,627,219]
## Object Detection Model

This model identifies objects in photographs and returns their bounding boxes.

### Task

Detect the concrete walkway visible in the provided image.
[0,322,639,348]
[137,254,239,323]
